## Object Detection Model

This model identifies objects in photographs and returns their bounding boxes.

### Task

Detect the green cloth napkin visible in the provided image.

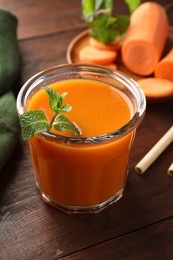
[0,9,20,95]
[0,9,20,171]
[0,92,20,170]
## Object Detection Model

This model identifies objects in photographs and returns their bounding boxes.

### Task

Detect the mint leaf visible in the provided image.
[82,0,95,22]
[82,2,123,44]
[60,92,68,100]
[116,15,130,35]
[95,0,105,11]
[53,114,81,136]
[89,14,129,44]
[45,87,64,114]
[125,0,141,14]
[58,104,72,113]
[95,0,113,13]
[82,0,112,22]
[82,0,140,44]
[19,110,50,140]
[19,88,82,140]
[45,87,60,113]
[90,14,117,44]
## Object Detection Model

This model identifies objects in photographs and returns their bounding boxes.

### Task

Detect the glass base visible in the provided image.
[41,189,123,214]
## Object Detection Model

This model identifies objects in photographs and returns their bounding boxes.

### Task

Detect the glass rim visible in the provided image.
[17,64,146,144]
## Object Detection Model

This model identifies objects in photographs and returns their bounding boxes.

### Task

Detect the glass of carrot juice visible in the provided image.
[17,64,146,214]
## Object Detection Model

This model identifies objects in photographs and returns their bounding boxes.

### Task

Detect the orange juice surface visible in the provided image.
[27,79,131,137]
[27,79,134,208]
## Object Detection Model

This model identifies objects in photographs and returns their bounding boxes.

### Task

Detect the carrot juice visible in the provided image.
[17,64,146,213]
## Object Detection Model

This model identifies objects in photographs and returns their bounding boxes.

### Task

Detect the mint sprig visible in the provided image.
[82,0,141,44]
[19,88,82,140]
[45,87,72,114]
[53,114,81,136]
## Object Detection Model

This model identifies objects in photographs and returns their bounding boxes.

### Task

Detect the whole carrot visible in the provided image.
[122,2,169,76]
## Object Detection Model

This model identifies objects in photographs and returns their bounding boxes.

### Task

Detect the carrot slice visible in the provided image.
[89,37,122,52]
[122,2,169,76]
[137,78,173,101]
[79,46,117,65]
[154,48,173,82]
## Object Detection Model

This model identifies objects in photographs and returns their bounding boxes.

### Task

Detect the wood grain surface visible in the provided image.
[0,1,173,259]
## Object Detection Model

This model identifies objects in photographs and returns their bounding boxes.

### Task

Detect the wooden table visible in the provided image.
[0,1,173,259]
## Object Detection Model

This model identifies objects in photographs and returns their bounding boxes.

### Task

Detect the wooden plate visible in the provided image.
[66,28,173,102]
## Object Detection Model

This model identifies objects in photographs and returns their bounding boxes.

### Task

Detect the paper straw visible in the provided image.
[168,162,173,177]
[135,125,173,174]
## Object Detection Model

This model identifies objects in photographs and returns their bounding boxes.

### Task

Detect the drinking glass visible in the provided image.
[17,64,146,214]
